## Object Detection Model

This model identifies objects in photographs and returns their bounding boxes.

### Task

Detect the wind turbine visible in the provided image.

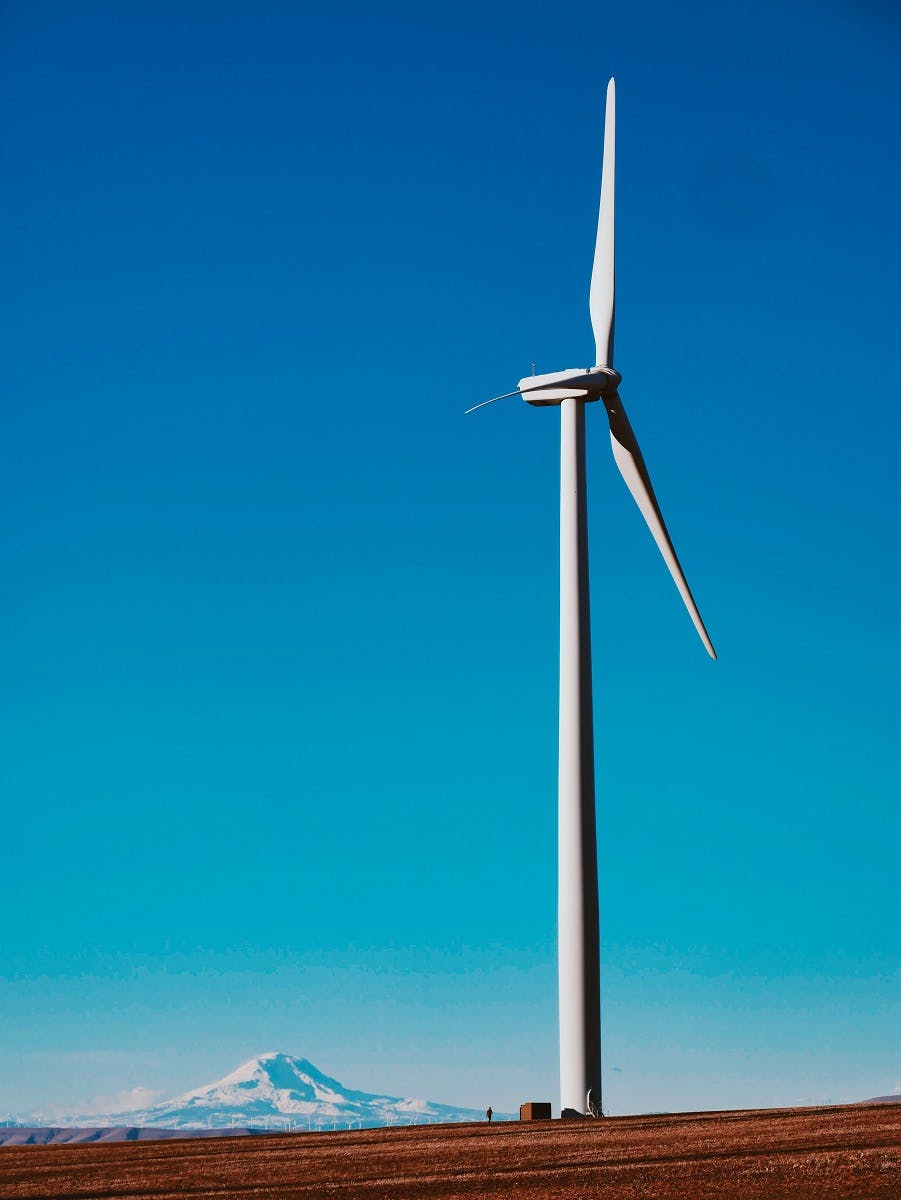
[469,78,715,1119]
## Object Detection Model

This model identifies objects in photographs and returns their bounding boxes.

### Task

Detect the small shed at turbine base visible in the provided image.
[519,1103,552,1121]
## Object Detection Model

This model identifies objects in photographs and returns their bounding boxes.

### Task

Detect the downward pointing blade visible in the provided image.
[589,78,616,368]
[604,392,716,658]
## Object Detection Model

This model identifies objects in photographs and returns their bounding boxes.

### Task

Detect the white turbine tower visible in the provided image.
[469,78,715,1119]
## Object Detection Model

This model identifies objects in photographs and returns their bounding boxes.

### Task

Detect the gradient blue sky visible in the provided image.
[1,0,898,1117]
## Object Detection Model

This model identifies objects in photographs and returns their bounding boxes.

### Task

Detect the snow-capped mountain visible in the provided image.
[62,1054,495,1130]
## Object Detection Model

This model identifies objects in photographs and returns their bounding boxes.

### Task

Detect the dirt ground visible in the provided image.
[0,1102,898,1199]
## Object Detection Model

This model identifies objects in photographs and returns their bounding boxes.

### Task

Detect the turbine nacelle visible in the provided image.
[517,366,621,406]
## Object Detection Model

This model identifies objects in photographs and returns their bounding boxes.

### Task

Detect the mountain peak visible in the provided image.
[216,1053,343,1095]
[50,1052,499,1131]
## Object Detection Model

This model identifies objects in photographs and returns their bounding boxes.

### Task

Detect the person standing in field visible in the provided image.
[486,1107,493,1123]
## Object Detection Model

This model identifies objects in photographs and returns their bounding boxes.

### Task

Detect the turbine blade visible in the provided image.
[464,389,522,414]
[589,78,616,368]
[604,392,716,658]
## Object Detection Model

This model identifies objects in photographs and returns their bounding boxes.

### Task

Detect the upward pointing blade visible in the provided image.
[589,78,616,368]
[604,392,717,659]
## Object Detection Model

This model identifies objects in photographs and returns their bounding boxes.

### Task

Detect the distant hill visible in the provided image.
[863,1094,901,1104]
[0,1126,262,1146]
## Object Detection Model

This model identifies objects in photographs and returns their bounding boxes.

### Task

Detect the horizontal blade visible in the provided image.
[464,389,522,414]
[589,78,616,368]
[604,392,716,658]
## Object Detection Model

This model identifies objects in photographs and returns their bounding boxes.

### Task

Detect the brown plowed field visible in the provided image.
[1,1103,898,1199]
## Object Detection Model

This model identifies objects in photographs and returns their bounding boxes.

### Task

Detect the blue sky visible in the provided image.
[1,0,898,1117]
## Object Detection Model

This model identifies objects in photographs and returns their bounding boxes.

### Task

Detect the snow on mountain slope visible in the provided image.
[63,1053,496,1130]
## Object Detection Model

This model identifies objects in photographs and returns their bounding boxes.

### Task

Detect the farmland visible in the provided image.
[1,1102,897,1199]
